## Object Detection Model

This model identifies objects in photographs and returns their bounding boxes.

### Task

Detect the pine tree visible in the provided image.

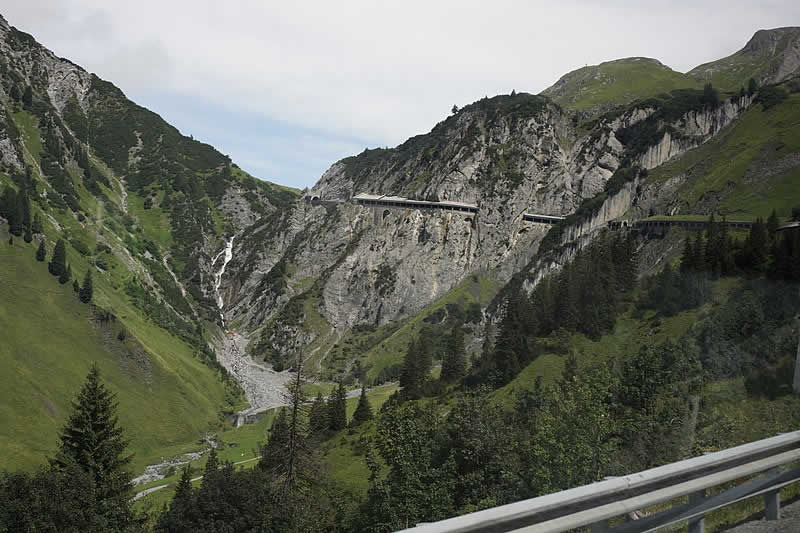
[351,386,373,425]
[59,263,72,285]
[23,227,32,243]
[8,189,24,236]
[79,269,93,303]
[157,465,195,531]
[327,382,347,431]
[35,239,46,261]
[32,212,43,234]
[22,86,33,108]
[282,360,309,488]
[680,235,695,272]
[260,409,289,471]
[73,278,80,293]
[748,78,758,97]
[49,239,66,276]
[51,364,133,526]
[306,394,326,439]
[441,327,467,383]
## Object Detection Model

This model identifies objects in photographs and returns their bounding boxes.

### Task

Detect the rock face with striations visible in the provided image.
[222,86,754,370]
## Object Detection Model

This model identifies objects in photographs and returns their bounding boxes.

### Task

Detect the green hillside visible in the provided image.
[648,87,800,218]
[688,27,800,91]
[541,57,700,111]
[0,228,236,472]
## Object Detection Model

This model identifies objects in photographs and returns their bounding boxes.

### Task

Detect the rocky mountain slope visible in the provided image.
[220,29,799,383]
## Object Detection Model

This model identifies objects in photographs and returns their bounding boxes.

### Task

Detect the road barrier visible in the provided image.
[399,431,800,533]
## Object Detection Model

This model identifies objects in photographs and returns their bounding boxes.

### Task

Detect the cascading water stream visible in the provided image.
[213,236,235,328]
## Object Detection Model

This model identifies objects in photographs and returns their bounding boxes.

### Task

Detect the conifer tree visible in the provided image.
[441,327,467,383]
[157,465,195,531]
[282,359,309,488]
[327,382,347,431]
[32,212,43,234]
[23,227,32,243]
[51,364,133,527]
[79,269,93,303]
[73,277,80,293]
[49,239,66,276]
[767,209,779,240]
[22,86,33,108]
[308,392,328,435]
[59,263,72,285]
[260,409,289,472]
[35,239,46,261]
[351,386,373,425]
[680,236,695,272]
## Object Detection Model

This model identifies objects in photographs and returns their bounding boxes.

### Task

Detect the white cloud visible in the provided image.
[2,0,798,186]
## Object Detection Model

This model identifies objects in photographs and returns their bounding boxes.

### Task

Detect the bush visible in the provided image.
[756,85,788,110]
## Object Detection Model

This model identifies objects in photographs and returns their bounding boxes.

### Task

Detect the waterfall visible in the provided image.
[213,236,235,327]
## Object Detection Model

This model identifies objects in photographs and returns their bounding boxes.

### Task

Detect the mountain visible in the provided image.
[541,57,699,112]
[1,13,799,483]
[689,27,800,90]
[0,14,299,469]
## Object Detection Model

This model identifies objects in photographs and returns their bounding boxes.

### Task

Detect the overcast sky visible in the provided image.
[2,1,798,188]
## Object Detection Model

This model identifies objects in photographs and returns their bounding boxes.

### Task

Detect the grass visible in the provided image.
[128,191,173,251]
[543,57,700,110]
[647,92,800,219]
[0,230,231,472]
[12,110,42,166]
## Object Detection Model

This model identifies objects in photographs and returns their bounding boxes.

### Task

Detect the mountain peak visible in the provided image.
[742,26,800,54]
[688,26,800,90]
[540,56,695,113]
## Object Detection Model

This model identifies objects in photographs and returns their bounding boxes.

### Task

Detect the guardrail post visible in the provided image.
[764,467,781,520]
[765,489,780,520]
[688,490,706,533]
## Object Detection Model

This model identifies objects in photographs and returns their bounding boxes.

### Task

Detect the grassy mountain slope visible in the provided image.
[541,57,700,111]
[0,229,236,471]
[0,17,299,472]
[647,85,800,218]
[689,27,800,91]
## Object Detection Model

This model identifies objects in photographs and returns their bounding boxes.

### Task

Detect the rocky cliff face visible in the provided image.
[220,87,755,372]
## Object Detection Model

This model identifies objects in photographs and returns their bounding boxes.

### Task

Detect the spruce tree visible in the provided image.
[79,269,93,303]
[51,365,133,526]
[441,327,467,383]
[49,238,66,277]
[59,263,72,285]
[680,236,694,272]
[308,392,328,435]
[260,409,289,471]
[22,86,33,108]
[35,239,46,261]
[157,465,195,531]
[32,212,43,234]
[351,386,373,425]
[327,382,347,431]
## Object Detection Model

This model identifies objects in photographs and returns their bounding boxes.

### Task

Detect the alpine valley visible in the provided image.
[1,11,800,532]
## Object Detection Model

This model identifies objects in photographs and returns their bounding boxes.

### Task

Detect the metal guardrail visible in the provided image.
[398,431,800,533]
